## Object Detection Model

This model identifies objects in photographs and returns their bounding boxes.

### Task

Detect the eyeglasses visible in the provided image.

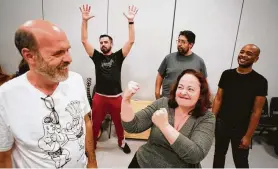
[176,39,188,45]
[41,95,59,124]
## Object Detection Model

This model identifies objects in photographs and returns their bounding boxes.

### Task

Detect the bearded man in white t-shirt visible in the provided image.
[0,19,97,168]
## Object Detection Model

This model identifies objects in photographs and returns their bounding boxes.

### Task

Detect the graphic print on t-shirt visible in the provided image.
[100,58,115,77]
[101,59,114,69]
[38,100,85,168]
[64,101,85,151]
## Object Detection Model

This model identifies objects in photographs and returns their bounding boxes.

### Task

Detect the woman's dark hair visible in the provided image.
[15,59,29,77]
[168,69,211,117]
[0,65,12,86]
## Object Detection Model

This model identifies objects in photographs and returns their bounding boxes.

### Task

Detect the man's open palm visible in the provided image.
[80,4,94,21]
[123,5,138,22]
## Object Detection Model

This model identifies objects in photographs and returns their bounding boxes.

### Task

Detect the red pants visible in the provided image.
[91,93,124,148]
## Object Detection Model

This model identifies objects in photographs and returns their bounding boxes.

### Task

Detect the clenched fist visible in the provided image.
[123,81,140,101]
[152,108,169,129]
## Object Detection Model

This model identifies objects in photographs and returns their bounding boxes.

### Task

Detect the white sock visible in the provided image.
[121,138,126,148]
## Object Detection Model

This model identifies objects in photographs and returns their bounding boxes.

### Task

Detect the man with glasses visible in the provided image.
[155,30,208,99]
[0,20,97,168]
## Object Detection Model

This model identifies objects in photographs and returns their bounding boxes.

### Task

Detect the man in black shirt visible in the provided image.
[212,44,268,168]
[80,4,138,154]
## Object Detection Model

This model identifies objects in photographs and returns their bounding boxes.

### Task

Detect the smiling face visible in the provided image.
[175,73,201,108]
[17,20,72,82]
[34,29,72,82]
[238,45,260,68]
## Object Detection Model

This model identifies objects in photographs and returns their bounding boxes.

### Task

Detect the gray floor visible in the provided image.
[95,128,278,168]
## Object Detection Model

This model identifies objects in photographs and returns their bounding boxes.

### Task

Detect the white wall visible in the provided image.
[0,0,42,74]
[0,0,277,100]
[172,0,243,95]
[107,0,175,100]
[232,0,278,99]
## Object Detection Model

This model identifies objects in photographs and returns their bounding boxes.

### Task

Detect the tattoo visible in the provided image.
[85,140,96,162]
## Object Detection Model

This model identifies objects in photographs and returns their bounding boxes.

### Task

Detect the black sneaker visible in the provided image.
[120,143,131,154]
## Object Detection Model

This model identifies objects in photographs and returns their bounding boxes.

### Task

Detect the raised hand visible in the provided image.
[152,108,169,129]
[123,5,139,22]
[123,81,140,101]
[79,4,94,21]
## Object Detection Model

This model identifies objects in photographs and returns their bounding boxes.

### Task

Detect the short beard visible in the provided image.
[101,47,111,54]
[238,59,253,68]
[35,54,69,82]
[178,48,188,55]
[238,63,253,68]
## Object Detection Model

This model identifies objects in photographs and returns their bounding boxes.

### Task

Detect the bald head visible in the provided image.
[237,44,261,68]
[14,20,72,82]
[242,44,261,57]
[14,19,65,56]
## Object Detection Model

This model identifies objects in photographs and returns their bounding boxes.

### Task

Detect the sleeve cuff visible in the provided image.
[121,117,137,132]
[0,145,13,152]
[170,133,192,151]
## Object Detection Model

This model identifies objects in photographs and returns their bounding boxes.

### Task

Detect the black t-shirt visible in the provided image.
[91,49,125,95]
[218,68,268,127]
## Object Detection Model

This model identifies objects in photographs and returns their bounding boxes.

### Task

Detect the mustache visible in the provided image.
[57,62,70,69]
[178,47,185,51]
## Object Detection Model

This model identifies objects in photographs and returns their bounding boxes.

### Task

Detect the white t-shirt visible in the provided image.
[0,71,91,168]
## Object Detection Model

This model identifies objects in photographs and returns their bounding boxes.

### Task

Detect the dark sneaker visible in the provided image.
[119,143,131,154]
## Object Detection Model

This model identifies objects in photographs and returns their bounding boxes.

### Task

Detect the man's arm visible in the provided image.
[122,5,138,57]
[0,149,12,168]
[239,96,265,149]
[155,73,163,99]
[84,113,97,168]
[200,58,208,78]
[212,88,224,116]
[155,56,168,99]
[80,4,95,57]
[245,96,266,138]
[0,113,14,168]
